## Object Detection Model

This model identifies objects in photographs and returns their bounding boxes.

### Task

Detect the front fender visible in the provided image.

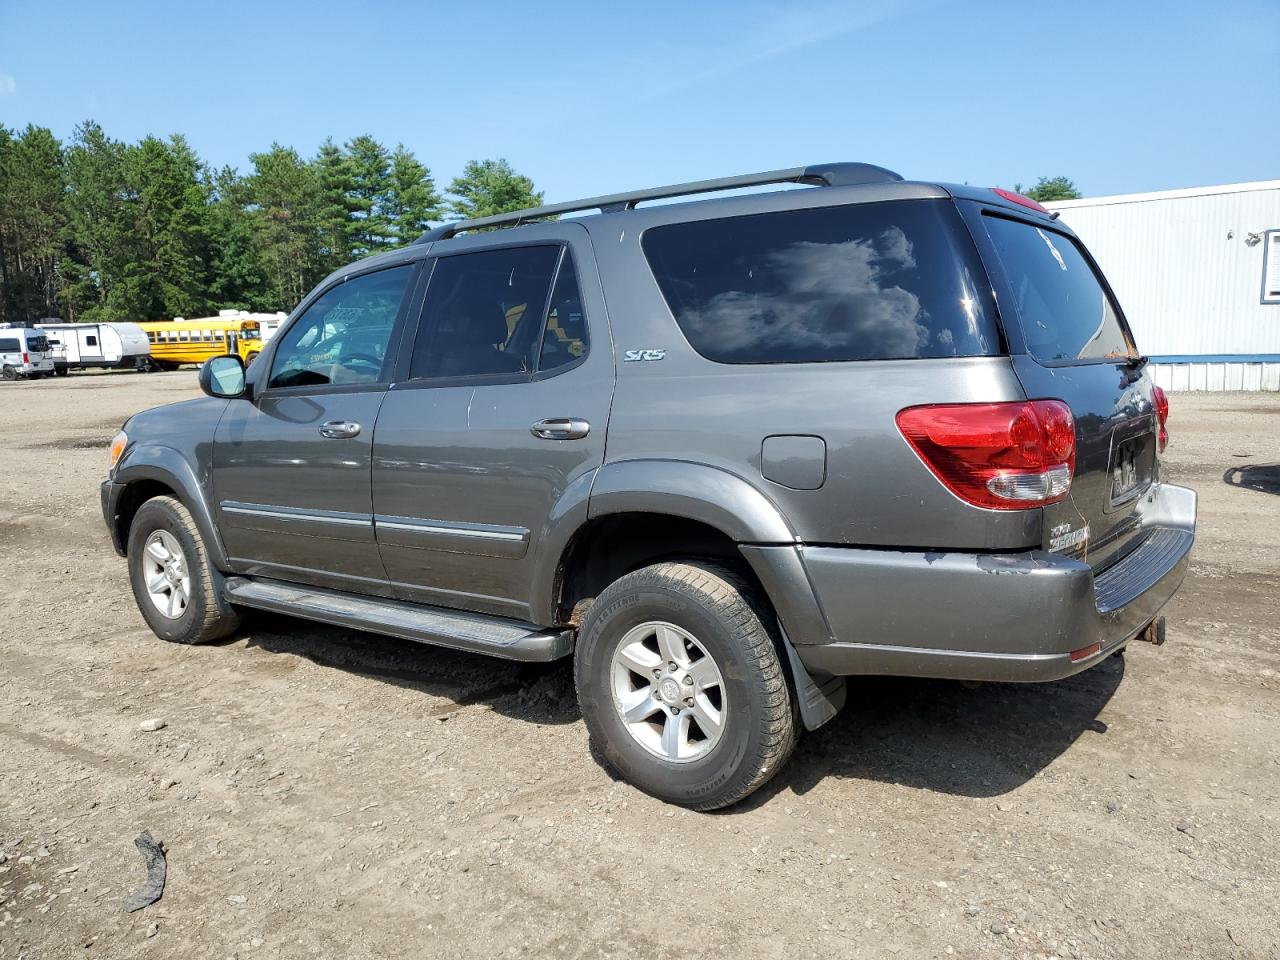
[112,442,229,570]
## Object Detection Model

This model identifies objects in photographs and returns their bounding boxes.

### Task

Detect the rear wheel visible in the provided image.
[127,496,240,644]
[575,561,798,810]
[1,366,17,381]
[55,366,70,377]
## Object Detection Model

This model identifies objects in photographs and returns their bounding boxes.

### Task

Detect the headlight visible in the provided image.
[109,431,128,470]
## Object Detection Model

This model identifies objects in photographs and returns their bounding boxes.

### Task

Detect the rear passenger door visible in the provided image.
[372,225,613,622]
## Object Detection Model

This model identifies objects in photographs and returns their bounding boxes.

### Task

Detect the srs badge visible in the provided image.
[1049,522,1090,553]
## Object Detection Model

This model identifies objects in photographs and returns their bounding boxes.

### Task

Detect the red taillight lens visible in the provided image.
[896,400,1077,510]
[990,187,1051,215]
[1151,384,1169,453]
[22,351,30,364]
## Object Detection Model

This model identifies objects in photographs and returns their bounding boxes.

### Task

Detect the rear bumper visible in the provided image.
[787,483,1196,683]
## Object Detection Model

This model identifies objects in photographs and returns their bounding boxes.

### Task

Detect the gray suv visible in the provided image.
[101,162,1195,809]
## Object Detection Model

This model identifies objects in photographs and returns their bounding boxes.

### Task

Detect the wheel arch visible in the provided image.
[112,444,229,570]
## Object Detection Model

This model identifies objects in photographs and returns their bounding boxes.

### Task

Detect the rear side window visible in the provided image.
[642,199,1000,364]
[982,215,1133,362]
[0,338,18,351]
[409,245,563,380]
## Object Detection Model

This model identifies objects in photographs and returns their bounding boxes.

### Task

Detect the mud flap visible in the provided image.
[781,628,846,731]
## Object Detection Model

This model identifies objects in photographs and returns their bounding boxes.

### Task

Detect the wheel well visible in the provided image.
[115,479,178,553]
[554,513,764,625]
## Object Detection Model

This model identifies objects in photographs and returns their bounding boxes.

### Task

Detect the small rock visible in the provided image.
[964,905,981,918]
[228,894,247,905]
[146,922,159,938]
[138,719,167,732]
[36,846,50,858]
[250,937,264,948]
[990,921,1008,936]
[1105,801,1119,814]
[1176,822,1194,834]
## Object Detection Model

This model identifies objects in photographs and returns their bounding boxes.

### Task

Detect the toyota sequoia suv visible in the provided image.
[101,162,1195,809]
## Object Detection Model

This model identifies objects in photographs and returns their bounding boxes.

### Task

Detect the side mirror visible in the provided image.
[199,355,247,399]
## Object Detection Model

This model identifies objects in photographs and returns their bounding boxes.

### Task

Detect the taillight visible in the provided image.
[990,187,1051,215]
[1151,384,1169,453]
[896,400,1077,510]
[22,351,29,364]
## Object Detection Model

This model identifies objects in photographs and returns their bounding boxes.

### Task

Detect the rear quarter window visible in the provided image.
[641,199,1000,364]
[982,214,1133,363]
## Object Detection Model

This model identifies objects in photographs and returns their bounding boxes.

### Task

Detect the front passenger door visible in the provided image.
[213,263,418,594]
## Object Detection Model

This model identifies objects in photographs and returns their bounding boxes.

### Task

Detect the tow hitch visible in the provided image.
[1139,616,1167,646]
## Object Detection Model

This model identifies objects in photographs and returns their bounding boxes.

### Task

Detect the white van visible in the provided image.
[0,326,56,381]
[38,322,152,375]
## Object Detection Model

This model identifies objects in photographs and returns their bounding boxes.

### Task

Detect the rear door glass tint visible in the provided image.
[641,199,1000,364]
[982,215,1132,362]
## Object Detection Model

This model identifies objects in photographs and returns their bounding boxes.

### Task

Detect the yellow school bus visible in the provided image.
[136,318,262,371]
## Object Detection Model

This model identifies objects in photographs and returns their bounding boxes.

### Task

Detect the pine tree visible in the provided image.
[313,138,356,271]
[63,121,134,321]
[246,144,324,309]
[447,159,542,221]
[0,125,69,322]
[385,145,443,245]
[344,135,395,255]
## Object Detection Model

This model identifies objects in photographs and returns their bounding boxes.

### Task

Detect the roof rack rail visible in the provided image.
[413,161,903,244]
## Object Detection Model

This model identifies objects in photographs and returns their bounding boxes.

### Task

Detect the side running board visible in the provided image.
[222,576,574,662]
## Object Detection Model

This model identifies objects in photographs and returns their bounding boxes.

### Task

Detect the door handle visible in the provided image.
[319,420,361,439]
[530,417,590,440]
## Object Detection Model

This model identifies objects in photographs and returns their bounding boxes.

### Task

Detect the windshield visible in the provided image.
[982,215,1133,362]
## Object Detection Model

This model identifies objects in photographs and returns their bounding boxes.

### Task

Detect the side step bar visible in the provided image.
[222,576,574,662]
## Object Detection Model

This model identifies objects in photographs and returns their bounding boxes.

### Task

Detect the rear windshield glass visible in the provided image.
[982,215,1132,362]
[641,199,1000,364]
[26,335,49,352]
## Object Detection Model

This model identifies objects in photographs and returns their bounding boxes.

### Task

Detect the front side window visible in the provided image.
[268,265,413,389]
[409,246,563,380]
[982,215,1133,362]
[642,199,1000,364]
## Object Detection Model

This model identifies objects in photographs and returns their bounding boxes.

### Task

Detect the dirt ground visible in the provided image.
[0,370,1277,960]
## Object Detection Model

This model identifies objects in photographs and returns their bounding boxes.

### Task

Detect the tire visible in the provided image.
[1,366,16,381]
[575,561,798,810]
[127,495,240,644]
[244,351,259,367]
[55,366,69,377]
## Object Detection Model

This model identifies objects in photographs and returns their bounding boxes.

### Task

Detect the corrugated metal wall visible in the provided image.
[1046,183,1280,389]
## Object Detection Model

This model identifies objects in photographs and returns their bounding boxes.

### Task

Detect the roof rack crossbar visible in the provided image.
[413,161,903,244]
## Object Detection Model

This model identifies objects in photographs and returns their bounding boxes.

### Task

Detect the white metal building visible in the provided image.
[1045,181,1280,390]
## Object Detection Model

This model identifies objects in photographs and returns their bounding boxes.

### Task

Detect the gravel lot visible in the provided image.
[1,371,1277,959]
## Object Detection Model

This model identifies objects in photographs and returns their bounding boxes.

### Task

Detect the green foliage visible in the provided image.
[0,124,69,323]
[1020,176,1082,202]
[447,158,543,221]
[0,124,541,321]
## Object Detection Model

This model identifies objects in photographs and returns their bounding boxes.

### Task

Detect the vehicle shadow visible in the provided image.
[238,612,579,726]
[1223,463,1280,496]
[236,611,1125,800]
[741,653,1125,806]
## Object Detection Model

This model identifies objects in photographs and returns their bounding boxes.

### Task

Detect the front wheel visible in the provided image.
[575,561,798,810]
[127,495,240,644]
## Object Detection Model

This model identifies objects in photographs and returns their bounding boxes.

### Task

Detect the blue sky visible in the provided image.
[2,0,1276,203]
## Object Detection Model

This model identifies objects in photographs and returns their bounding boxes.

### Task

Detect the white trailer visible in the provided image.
[1046,181,1280,391]
[37,322,152,375]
